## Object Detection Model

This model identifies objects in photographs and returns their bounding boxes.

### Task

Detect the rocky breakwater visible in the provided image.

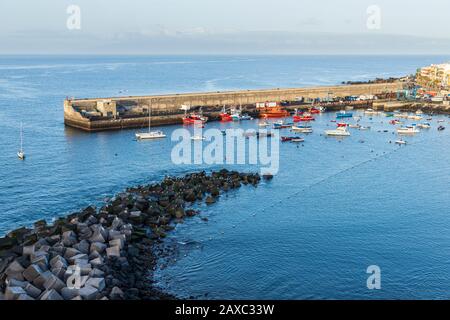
[0,170,261,300]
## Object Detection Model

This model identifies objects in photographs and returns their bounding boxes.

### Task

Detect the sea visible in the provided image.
[1,54,450,299]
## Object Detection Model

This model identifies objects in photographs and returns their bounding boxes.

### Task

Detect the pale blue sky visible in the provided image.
[0,0,449,54]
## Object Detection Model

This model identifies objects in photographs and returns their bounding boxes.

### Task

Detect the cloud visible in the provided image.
[2,29,450,55]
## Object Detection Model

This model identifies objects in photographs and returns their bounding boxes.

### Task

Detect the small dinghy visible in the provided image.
[191,135,206,141]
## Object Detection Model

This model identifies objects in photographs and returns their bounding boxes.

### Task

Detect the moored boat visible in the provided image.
[220,106,233,122]
[291,125,313,133]
[257,102,289,118]
[136,107,166,140]
[395,139,407,145]
[397,126,420,134]
[336,111,353,119]
[325,127,351,136]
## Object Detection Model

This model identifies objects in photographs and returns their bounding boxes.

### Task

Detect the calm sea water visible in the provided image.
[1,55,450,299]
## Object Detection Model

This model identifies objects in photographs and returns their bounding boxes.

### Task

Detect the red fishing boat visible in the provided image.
[337,122,348,127]
[219,106,232,122]
[309,107,321,114]
[294,112,315,122]
[181,105,208,125]
[257,102,289,118]
[182,114,207,125]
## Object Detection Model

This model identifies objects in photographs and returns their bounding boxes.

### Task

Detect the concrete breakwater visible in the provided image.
[64,82,402,131]
[0,170,261,300]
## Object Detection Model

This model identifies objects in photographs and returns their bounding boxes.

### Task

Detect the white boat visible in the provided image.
[18,122,25,160]
[358,126,371,130]
[291,138,305,143]
[292,125,313,133]
[408,115,422,120]
[258,121,270,127]
[325,127,351,136]
[397,113,409,119]
[136,107,166,140]
[191,135,205,141]
[364,108,378,115]
[397,127,420,134]
[395,139,407,145]
[348,124,361,129]
[416,109,423,115]
[417,123,431,129]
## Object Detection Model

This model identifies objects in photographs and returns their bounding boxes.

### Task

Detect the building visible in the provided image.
[416,63,450,90]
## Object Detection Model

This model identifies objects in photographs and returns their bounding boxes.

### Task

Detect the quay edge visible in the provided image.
[64,83,403,132]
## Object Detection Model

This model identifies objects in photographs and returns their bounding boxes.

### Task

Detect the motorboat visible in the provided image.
[281,136,297,142]
[336,111,353,119]
[358,126,371,130]
[325,127,351,136]
[291,125,313,133]
[417,123,431,129]
[257,102,289,118]
[240,114,253,120]
[348,124,361,129]
[438,126,446,131]
[273,121,293,129]
[364,108,378,115]
[191,135,206,141]
[397,127,420,134]
[395,139,407,145]
[291,137,305,143]
[337,122,348,128]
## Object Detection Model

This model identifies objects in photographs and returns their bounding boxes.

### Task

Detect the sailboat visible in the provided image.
[135,107,166,140]
[18,122,25,160]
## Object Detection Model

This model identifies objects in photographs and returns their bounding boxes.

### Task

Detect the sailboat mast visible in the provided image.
[148,106,151,133]
[20,122,23,152]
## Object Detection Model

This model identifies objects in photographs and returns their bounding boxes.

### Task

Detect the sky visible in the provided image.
[0,0,449,54]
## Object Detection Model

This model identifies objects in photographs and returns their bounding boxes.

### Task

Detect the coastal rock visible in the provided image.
[79,285,99,300]
[106,246,121,258]
[32,270,53,290]
[86,277,106,291]
[90,242,107,254]
[109,286,124,300]
[24,283,42,299]
[50,255,68,270]
[5,286,27,300]
[5,260,25,281]
[23,264,44,282]
[74,240,90,254]
[205,196,216,205]
[61,287,79,300]
[40,289,63,300]
[64,247,81,260]
[43,274,65,292]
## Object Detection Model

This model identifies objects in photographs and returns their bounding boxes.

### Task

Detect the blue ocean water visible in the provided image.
[1,55,450,299]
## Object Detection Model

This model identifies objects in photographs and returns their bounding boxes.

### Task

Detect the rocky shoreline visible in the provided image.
[0,170,261,300]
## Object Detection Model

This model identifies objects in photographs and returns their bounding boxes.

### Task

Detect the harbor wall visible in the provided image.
[64,82,403,131]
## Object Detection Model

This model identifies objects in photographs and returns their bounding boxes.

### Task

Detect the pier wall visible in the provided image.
[64,82,403,131]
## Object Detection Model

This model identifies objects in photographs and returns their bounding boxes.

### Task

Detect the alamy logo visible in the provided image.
[66,5,81,30]
[66,266,82,289]
[366,5,381,30]
[366,265,381,290]
[171,127,280,175]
